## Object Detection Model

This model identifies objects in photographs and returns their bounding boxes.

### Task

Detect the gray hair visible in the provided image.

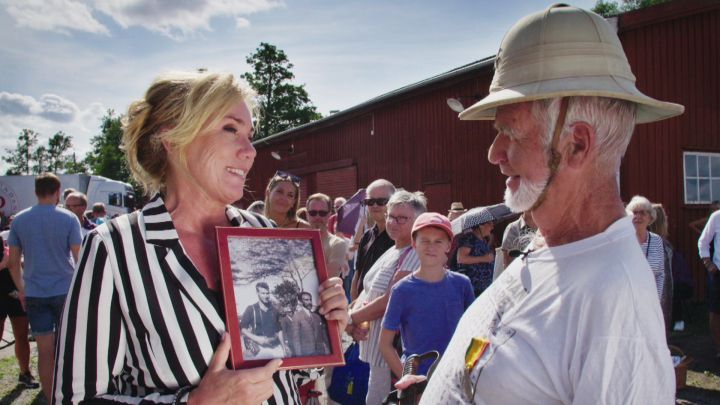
[387,189,427,216]
[66,191,88,205]
[532,96,636,173]
[626,195,657,223]
[366,179,396,196]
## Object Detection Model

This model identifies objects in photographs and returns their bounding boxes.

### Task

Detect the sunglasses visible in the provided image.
[273,170,301,185]
[308,210,329,217]
[362,198,389,207]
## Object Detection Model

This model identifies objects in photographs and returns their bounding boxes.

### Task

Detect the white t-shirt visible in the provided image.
[358,245,420,367]
[421,216,674,405]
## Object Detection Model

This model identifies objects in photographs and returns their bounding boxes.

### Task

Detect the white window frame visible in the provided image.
[683,151,720,204]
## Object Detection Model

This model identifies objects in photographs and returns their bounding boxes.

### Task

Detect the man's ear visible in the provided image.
[564,122,595,168]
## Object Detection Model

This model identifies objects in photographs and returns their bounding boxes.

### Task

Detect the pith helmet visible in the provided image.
[459,3,684,124]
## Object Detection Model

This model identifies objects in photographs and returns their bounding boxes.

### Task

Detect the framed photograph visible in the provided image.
[216,227,345,370]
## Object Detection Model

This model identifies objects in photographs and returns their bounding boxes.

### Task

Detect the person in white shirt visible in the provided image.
[407,4,683,404]
[699,209,720,358]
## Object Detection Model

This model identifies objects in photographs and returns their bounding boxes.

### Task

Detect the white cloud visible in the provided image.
[1,0,281,39]
[0,92,107,172]
[2,0,109,35]
[92,0,282,40]
[0,92,79,123]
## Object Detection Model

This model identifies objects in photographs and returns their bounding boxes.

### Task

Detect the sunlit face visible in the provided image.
[334,199,345,212]
[257,287,271,305]
[307,199,331,230]
[447,211,463,221]
[413,227,451,268]
[182,100,256,206]
[631,208,653,230]
[268,181,298,216]
[385,203,416,242]
[367,186,393,223]
[64,196,87,222]
[488,102,551,213]
[301,294,313,310]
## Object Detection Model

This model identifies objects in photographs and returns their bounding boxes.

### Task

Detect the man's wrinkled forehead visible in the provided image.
[492,102,540,138]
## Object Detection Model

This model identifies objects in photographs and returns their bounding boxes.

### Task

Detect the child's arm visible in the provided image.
[380,328,404,378]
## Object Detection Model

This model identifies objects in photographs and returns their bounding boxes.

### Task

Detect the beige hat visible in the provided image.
[459,4,684,124]
[449,202,467,212]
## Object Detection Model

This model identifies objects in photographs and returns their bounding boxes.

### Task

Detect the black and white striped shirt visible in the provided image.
[53,194,319,404]
[641,231,665,301]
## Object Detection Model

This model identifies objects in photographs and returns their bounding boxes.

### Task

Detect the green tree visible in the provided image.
[241,42,322,138]
[46,131,73,173]
[31,146,48,174]
[64,153,88,174]
[592,0,621,16]
[3,129,39,175]
[85,110,131,182]
[592,0,670,17]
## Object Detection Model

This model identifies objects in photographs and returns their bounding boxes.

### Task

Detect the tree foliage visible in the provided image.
[230,237,316,290]
[4,129,38,175]
[241,42,322,138]
[4,129,79,175]
[592,0,670,17]
[84,110,131,183]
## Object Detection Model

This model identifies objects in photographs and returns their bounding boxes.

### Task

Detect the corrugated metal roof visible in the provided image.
[253,56,496,145]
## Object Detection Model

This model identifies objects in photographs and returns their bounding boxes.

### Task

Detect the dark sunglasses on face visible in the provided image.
[308,210,329,217]
[362,198,389,207]
[273,170,301,184]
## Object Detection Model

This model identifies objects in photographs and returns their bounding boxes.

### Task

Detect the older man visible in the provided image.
[64,191,96,237]
[350,179,396,301]
[306,193,349,278]
[419,5,682,404]
[349,190,425,405]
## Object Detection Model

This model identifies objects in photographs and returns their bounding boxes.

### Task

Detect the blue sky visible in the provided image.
[0,0,598,173]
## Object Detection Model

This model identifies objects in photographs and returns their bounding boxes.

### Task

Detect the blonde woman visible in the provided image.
[53,71,348,404]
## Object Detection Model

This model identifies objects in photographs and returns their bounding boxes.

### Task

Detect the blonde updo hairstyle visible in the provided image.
[122,71,257,195]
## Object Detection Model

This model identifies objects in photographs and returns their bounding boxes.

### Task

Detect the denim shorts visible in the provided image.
[25,294,66,336]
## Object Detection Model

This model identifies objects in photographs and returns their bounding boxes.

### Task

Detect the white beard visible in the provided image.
[504,175,549,213]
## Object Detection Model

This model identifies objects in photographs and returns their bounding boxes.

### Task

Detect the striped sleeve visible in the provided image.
[53,229,143,404]
[645,234,665,301]
[53,221,177,405]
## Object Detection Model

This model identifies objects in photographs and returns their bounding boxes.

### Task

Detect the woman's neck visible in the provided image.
[267,209,292,227]
[164,191,229,237]
[394,238,411,249]
[636,227,648,244]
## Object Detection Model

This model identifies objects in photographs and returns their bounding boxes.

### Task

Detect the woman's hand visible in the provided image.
[189,333,282,405]
[318,277,349,332]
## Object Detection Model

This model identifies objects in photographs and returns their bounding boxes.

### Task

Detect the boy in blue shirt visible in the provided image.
[380,212,474,377]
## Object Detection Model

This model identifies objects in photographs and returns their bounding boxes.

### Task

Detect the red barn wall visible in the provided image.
[246,0,720,299]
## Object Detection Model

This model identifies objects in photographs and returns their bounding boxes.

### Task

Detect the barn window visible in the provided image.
[684,151,720,204]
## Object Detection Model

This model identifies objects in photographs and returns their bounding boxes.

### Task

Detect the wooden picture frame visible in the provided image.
[217,227,345,370]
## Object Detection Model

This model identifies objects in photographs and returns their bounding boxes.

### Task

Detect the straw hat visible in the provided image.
[449,202,467,213]
[459,4,684,124]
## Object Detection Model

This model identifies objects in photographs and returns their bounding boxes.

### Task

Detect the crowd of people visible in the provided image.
[1,3,718,405]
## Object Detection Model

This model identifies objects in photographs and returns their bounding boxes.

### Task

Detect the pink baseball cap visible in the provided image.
[411,212,453,240]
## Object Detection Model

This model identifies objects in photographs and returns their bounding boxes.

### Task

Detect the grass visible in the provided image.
[671,302,720,404]
[0,347,45,405]
[0,304,715,404]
